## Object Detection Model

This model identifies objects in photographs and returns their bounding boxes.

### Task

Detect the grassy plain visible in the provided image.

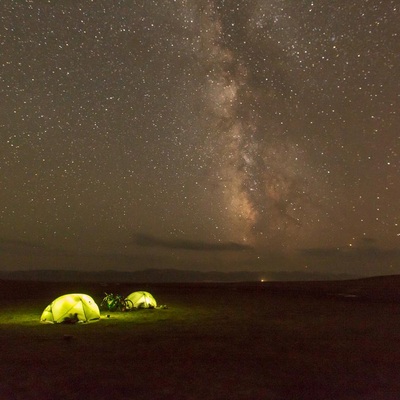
[0,278,400,400]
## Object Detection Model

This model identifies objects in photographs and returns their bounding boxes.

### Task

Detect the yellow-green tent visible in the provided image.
[40,293,100,324]
[126,291,157,308]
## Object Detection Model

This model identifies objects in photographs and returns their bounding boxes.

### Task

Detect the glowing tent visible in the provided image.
[40,293,101,324]
[126,291,157,309]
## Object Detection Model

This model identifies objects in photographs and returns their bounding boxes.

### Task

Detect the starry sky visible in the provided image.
[1,0,399,276]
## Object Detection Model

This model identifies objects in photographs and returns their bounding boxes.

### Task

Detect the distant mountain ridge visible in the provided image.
[0,268,357,282]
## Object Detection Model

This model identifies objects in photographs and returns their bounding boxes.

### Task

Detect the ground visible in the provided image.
[0,278,400,400]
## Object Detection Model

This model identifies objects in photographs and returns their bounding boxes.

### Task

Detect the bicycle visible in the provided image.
[101,292,134,312]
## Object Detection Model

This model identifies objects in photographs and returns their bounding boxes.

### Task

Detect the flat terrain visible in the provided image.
[1,277,400,400]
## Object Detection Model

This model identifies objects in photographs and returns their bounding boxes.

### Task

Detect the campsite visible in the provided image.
[1,277,400,400]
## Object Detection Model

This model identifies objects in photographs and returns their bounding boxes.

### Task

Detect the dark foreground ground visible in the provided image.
[0,276,400,400]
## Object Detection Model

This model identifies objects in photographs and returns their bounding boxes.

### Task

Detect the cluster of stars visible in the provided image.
[0,0,398,274]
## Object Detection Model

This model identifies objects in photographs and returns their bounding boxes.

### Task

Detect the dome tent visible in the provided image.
[40,293,100,324]
[126,291,157,309]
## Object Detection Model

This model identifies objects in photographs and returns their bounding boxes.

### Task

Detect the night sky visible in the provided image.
[1,1,399,276]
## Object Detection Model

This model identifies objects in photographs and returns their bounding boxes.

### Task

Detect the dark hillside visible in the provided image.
[1,274,399,303]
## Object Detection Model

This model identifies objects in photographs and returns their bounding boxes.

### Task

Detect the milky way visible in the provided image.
[199,1,316,248]
[0,1,399,274]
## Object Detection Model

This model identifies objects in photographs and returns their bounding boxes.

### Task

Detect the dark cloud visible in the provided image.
[133,233,253,252]
[0,238,47,254]
[299,247,342,257]
[299,245,400,259]
[300,237,380,255]
[294,242,400,276]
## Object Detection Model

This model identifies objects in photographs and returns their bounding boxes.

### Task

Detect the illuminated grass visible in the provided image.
[1,281,400,399]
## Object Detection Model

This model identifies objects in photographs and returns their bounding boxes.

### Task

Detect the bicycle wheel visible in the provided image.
[124,299,134,311]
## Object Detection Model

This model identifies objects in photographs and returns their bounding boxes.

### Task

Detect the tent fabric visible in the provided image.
[40,293,100,324]
[126,291,157,308]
